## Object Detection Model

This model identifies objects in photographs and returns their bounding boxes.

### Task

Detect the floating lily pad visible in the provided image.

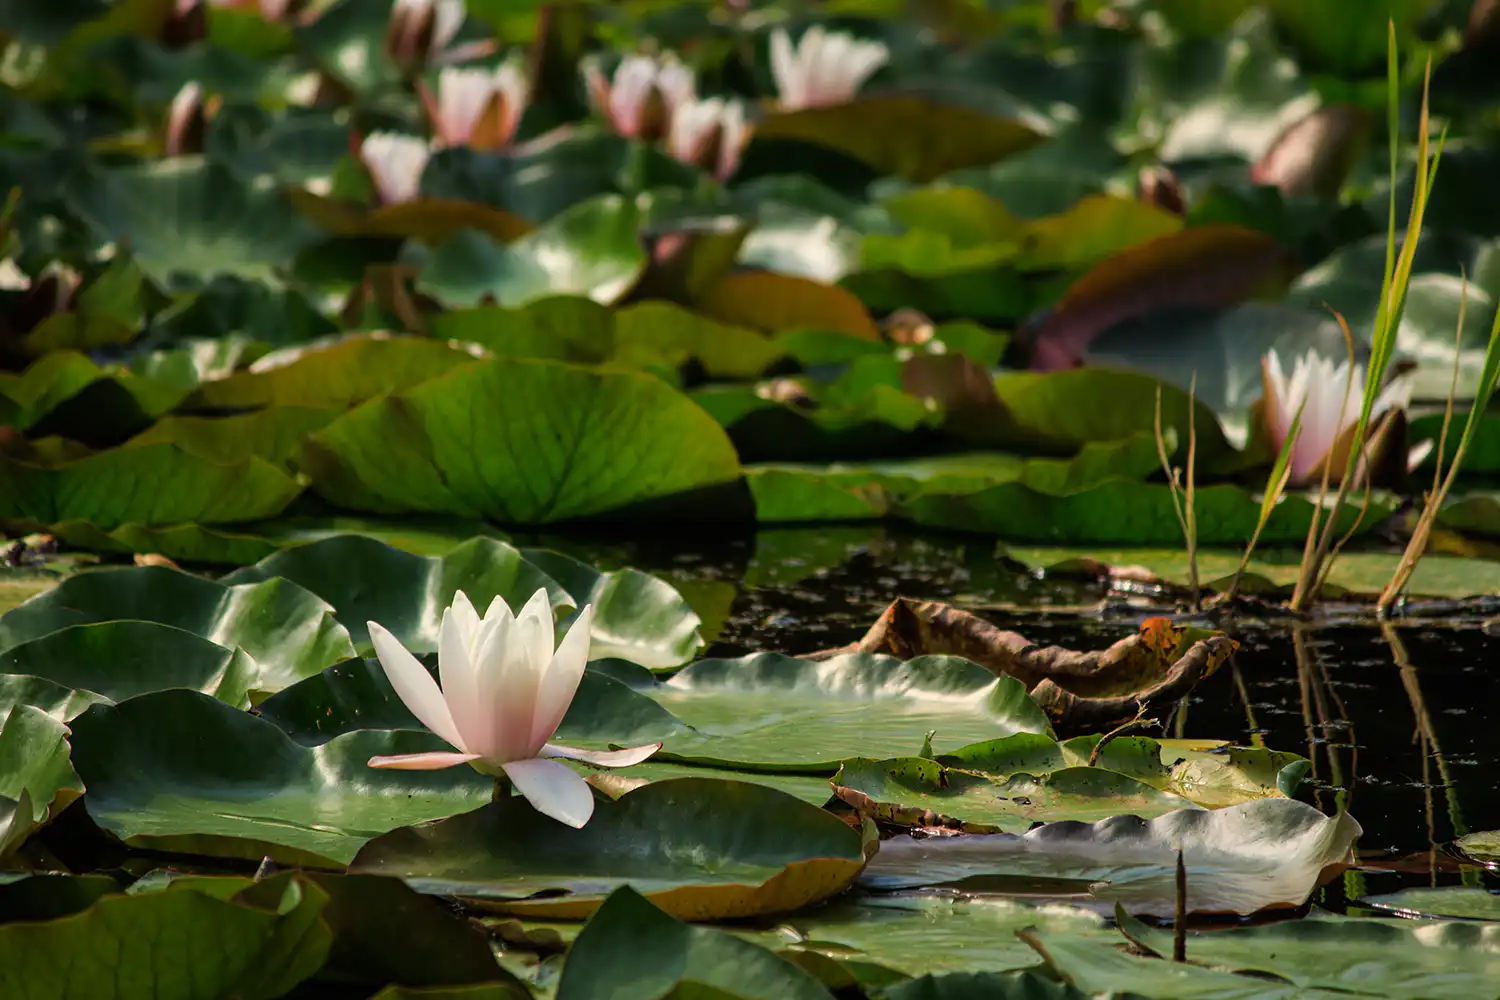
[1456,830,1500,865]
[653,653,1052,771]
[0,566,354,693]
[0,444,303,531]
[128,407,343,466]
[221,534,565,653]
[0,705,82,857]
[556,887,833,1000]
[754,96,1043,183]
[353,778,867,920]
[859,799,1360,916]
[835,757,1196,834]
[301,357,744,524]
[69,690,491,866]
[65,158,321,291]
[1359,887,1500,921]
[0,871,330,1000]
[695,271,881,339]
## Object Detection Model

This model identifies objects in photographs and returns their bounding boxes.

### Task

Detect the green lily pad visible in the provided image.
[69,689,491,866]
[184,334,482,410]
[1457,830,1500,865]
[0,871,331,1000]
[0,873,121,923]
[0,675,107,723]
[555,887,833,1000]
[65,158,321,291]
[301,357,744,523]
[592,762,836,808]
[416,196,647,307]
[0,350,190,436]
[255,656,687,750]
[22,521,281,568]
[766,894,1116,984]
[0,444,303,530]
[835,757,1196,834]
[754,96,1043,184]
[518,547,704,669]
[428,296,616,364]
[1113,908,1500,1000]
[0,705,82,858]
[0,565,354,694]
[128,406,343,466]
[653,653,1052,772]
[859,798,1361,916]
[351,777,867,920]
[0,621,256,708]
[221,534,566,653]
[1360,887,1500,921]
[612,301,786,379]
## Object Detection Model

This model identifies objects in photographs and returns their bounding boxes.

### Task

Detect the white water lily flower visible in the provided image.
[359,131,430,205]
[428,58,530,149]
[770,26,889,111]
[586,53,697,142]
[1261,348,1416,485]
[366,589,661,828]
[388,0,492,71]
[666,96,750,180]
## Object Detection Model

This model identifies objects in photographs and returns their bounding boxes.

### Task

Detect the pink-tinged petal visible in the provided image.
[543,741,660,768]
[503,756,596,827]
[469,605,522,760]
[369,620,466,751]
[531,604,592,748]
[368,751,481,770]
[769,28,800,108]
[516,587,557,676]
[448,590,481,651]
[438,606,486,756]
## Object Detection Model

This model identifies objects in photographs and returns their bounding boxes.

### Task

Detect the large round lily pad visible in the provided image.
[351,777,867,920]
[68,690,491,867]
[653,653,1054,771]
[301,358,744,524]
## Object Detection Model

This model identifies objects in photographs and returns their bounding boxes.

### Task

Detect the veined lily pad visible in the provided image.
[0,565,354,693]
[653,653,1053,771]
[301,357,744,524]
[859,799,1361,916]
[0,871,331,1000]
[1359,887,1500,921]
[556,887,833,1000]
[350,777,867,920]
[0,705,82,858]
[69,690,492,867]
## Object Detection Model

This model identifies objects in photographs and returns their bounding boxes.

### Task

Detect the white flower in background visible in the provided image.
[666,96,751,180]
[769,26,889,110]
[366,590,661,828]
[359,131,431,205]
[1261,348,1416,486]
[164,82,208,157]
[426,58,530,149]
[585,53,697,142]
[387,0,493,72]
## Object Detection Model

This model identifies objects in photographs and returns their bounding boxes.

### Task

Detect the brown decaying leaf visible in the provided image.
[811,598,1237,730]
[1025,225,1297,370]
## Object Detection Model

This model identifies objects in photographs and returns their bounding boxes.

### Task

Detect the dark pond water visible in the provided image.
[533,524,1500,910]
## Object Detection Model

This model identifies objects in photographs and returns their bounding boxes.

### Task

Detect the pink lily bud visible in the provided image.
[665,96,751,181]
[421,57,530,150]
[585,53,696,143]
[387,0,495,75]
[769,26,888,110]
[359,131,431,205]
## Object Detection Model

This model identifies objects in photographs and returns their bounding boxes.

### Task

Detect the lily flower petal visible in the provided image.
[437,600,486,757]
[531,605,593,748]
[359,131,429,205]
[544,741,661,768]
[503,756,596,828]
[369,621,466,751]
[368,751,482,769]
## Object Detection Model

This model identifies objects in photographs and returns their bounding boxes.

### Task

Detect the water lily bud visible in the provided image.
[423,57,530,150]
[164,82,221,157]
[585,53,696,143]
[359,132,431,206]
[664,96,750,180]
[769,26,889,111]
[386,0,492,74]
[1251,105,1372,200]
[1136,164,1186,216]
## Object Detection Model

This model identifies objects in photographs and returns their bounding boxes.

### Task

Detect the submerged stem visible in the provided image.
[491,772,513,803]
